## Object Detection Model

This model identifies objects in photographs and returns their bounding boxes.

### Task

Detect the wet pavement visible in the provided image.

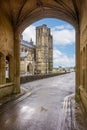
[0,72,86,130]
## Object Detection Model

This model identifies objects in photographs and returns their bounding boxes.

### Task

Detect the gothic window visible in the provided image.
[6,56,9,80]
[6,55,13,83]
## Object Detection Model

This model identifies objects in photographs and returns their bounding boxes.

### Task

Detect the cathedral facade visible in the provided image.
[20,24,53,75]
[20,39,36,75]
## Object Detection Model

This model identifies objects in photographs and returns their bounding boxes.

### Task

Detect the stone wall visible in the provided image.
[0,83,13,98]
[0,10,14,56]
[0,9,14,97]
[20,72,67,84]
[79,0,87,112]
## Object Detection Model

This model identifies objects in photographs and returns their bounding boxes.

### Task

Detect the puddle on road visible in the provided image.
[58,94,75,130]
[40,106,48,112]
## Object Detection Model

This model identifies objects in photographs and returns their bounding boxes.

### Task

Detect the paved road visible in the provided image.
[0,72,75,130]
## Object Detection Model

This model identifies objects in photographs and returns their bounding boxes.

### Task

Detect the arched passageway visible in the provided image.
[0,0,87,111]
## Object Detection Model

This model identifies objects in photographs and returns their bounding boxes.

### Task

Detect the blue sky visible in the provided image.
[23,18,75,68]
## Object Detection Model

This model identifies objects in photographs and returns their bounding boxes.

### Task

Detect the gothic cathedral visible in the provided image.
[36,24,53,74]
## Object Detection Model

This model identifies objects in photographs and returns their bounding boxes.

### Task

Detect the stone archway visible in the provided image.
[0,1,80,93]
[0,0,87,111]
[0,0,80,95]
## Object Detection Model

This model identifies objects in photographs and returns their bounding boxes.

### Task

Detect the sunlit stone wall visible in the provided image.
[0,9,14,97]
[79,0,87,112]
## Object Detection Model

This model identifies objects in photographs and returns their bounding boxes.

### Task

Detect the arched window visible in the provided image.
[6,56,9,79]
[6,55,13,83]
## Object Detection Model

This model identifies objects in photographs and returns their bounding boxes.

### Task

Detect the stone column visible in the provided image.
[0,55,2,84]
[83,48,85,88]
[9,56,14,82]
[13,30,20,93]
[80,51,83,86]
[84,47,86,89]
[86,45,87,92]
[0,54,6,84]
[1,55,6,84]
[75,28,80,95]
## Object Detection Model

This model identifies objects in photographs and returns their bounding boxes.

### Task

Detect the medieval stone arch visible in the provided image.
[0,0,87,111]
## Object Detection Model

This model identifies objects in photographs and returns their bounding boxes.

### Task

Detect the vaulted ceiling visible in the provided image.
[0,0,81,32]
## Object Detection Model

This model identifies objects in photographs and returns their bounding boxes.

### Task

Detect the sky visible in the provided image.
[22,18,75,68]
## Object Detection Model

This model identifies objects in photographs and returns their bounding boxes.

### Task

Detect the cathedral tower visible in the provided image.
[36,24,53,74]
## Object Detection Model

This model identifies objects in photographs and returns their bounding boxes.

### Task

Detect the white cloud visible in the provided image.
[52,25,65,30]
[53,49,75,67]
[22,25,36,44]
[23,25,75,46]
[51,26,75,45]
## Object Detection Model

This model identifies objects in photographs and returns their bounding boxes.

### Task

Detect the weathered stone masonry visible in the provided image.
[0,0,87,112]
